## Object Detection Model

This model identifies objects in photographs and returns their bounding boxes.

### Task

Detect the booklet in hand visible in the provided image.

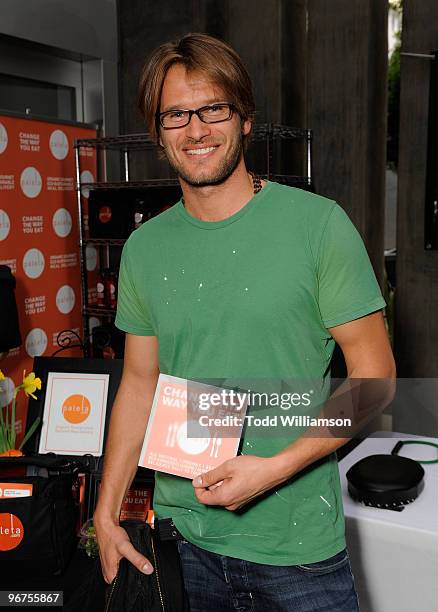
[138,374,248,479]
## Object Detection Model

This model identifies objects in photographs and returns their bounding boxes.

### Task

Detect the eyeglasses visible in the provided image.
[157,103,235,129]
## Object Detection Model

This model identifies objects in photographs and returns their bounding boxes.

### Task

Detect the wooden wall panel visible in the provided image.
[306,0,388,281]
[395,0,438,375]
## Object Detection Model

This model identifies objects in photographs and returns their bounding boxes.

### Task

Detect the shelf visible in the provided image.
[260,174,311,187]
[82,238,127,246]
[78,175,310,192]
[74,125,311,151]
[251,125,311,141]
[75,132,156,150]
[78,179,180,190]
[84,307,117,318]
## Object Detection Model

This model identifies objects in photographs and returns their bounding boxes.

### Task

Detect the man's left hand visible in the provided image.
[192,455,286,511]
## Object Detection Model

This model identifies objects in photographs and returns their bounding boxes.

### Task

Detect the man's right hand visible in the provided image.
[94,515,154,583]
[92,336,159,583]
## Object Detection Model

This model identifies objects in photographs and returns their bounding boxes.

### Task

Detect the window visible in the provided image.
[0,73,76,121]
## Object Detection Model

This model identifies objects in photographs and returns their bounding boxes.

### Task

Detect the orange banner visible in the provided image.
[0,115,96,444]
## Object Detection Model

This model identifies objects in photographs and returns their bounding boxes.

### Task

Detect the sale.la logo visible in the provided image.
[52,208,72,238]
[25,328,48,357]
[56,285,75,314]
[49,129,69,160]
[80,170,94,199]
[0,123,8,155]
[0,513,24,551]
[20,167,42,199]
[85,245,97,271]
[62,394,91,424]
[22,248,45,279]
[0,209,11,241]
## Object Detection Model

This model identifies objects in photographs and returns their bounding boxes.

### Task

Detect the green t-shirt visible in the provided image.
[115,181,386,565]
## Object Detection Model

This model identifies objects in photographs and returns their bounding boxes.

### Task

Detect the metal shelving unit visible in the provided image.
[75,124,313,355]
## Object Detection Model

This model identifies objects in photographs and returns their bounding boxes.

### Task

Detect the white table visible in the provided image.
[338,431,438,612]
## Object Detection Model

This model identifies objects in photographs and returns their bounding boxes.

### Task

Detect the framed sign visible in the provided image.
[38,371,109,455]
[24,356,123,458]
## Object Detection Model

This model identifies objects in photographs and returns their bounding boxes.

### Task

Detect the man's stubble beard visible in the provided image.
[162,131,244,188]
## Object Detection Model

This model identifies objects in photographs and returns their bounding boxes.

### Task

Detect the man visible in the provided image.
[94,33,396,611]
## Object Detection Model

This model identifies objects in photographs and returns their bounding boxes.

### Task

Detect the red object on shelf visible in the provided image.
[102,345,116,359]
[98,206,112,224]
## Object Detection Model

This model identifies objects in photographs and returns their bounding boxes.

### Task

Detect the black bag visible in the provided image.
[0,455,80,578]
[0,265,21,352]
[104,521,187,612]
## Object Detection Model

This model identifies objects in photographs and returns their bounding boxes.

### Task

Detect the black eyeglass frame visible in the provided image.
[156,103,236,130]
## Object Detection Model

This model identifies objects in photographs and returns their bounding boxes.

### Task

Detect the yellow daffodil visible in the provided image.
[0,370,5,394]
[22,371,42,400]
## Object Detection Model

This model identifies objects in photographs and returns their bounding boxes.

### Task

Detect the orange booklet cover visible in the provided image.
[138,374,247,479]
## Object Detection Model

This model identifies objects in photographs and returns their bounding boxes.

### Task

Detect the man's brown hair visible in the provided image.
[138,33,255,147]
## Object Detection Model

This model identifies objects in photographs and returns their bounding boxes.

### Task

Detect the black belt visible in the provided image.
[155,518,186,541]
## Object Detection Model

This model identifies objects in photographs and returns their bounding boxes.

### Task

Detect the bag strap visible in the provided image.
[391,440,438,464]
[0,454,83,472]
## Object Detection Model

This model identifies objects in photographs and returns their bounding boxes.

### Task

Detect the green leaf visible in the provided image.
[0,423,8,453]
[0,406,6,432]
[18,416,41,451]
[10,397,16,449]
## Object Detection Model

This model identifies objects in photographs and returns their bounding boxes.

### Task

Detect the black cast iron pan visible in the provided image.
[346,440,425,511]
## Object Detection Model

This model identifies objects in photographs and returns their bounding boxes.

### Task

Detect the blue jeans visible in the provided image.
[177,540,360,612]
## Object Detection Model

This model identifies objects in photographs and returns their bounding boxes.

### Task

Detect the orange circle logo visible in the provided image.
[0,513,24,551]
[62,394,91,424]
